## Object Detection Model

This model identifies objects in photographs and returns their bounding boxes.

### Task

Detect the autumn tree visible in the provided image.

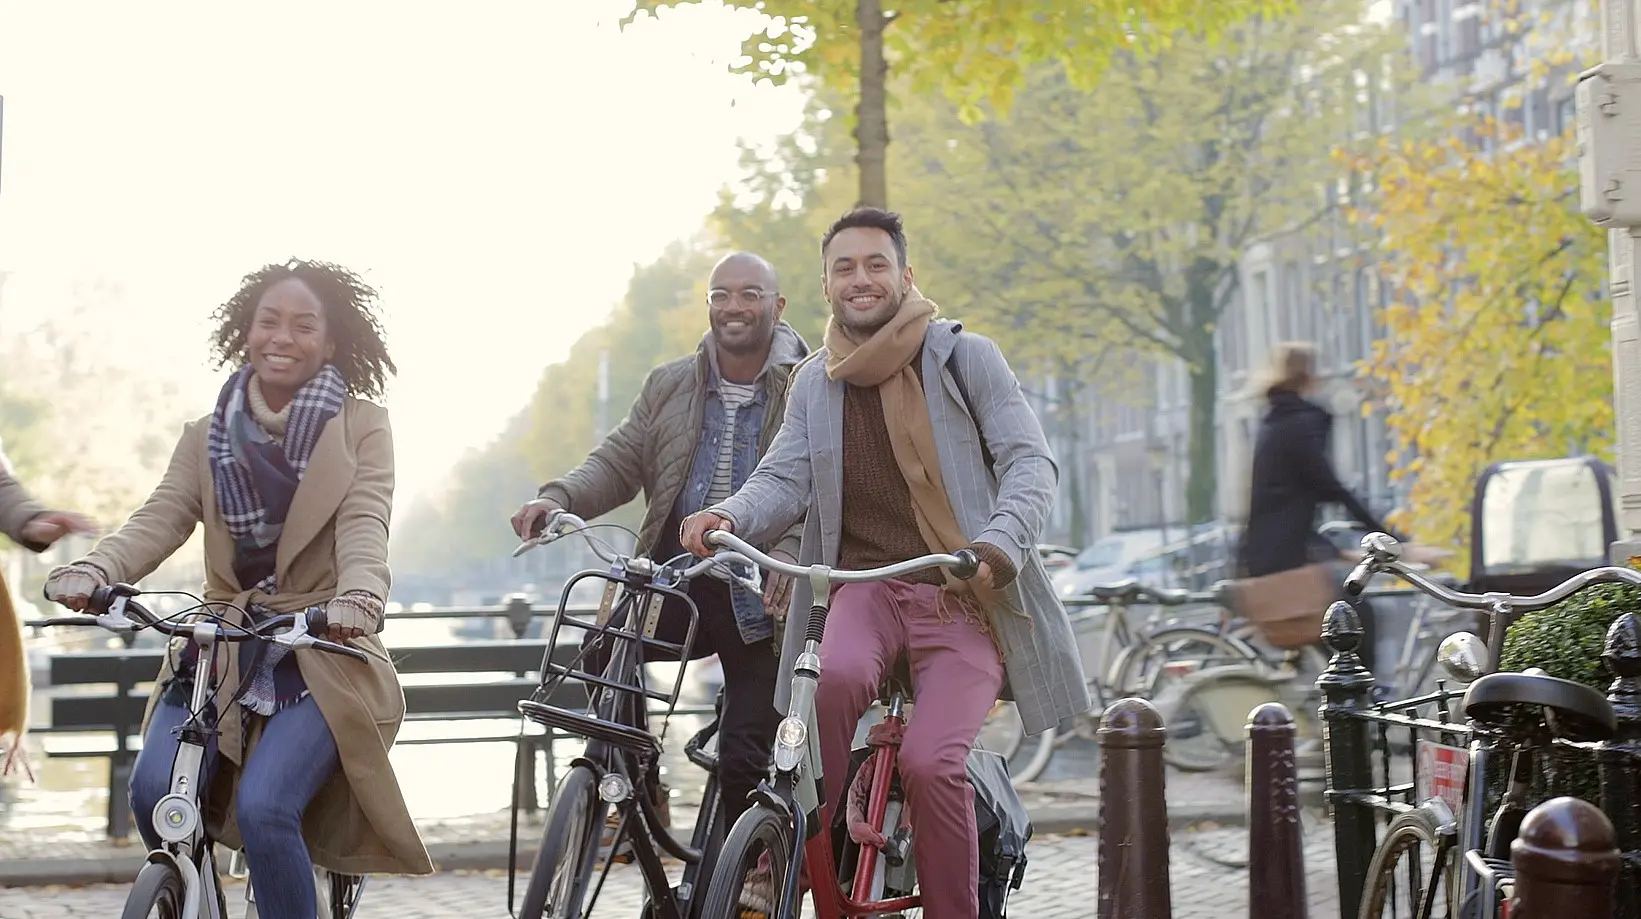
[868,0,1414,524]
[626,0,1293,208]
[1342,120,1610,571]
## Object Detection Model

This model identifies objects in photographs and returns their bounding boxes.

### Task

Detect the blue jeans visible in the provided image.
[130,693,340,919]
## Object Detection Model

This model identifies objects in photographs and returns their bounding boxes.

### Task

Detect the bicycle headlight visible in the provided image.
[597,772,633,803]
[153,793,199,843]
[772,716,808,773]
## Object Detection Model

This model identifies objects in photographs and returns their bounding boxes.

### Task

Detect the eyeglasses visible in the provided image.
[707,288,775,307]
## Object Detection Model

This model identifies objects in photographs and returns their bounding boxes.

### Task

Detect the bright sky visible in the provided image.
[0,0,805,512]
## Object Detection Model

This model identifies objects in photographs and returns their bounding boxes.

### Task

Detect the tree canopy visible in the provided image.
[1342,120,1611,571]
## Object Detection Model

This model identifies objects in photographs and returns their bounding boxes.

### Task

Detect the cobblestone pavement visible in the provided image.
[0,766,1257,877]
[0,818,1344,919]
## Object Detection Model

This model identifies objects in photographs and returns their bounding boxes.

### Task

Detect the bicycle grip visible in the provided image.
[1343,557,1375,596]
[950,549,980,580]
[304,606,330,636]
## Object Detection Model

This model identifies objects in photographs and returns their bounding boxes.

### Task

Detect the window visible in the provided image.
[1221,297,1248,381]
[1281,261,1307,342]
[1347,268,1367,361]
[1249,269,1271,353]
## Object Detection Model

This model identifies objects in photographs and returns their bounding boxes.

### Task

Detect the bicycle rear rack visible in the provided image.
[517,566,700,757]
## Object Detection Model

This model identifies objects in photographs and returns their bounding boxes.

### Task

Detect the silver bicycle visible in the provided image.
[35,583,369,919]
[691,530,1027,919]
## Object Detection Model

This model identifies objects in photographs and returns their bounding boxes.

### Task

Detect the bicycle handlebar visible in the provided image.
[702,529,979,584]
[1343,531,1641,612]
[513,511,623,562]
[33,584,368,662]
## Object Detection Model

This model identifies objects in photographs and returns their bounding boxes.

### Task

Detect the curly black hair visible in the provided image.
[208,258,396,399]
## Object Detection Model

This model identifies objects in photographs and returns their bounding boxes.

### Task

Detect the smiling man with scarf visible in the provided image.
[681,207,1088,918]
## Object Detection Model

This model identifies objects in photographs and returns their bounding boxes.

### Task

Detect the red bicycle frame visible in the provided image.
[802,696,919,919]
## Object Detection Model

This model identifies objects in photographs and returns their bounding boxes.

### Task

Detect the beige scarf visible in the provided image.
[824,288,1013,617]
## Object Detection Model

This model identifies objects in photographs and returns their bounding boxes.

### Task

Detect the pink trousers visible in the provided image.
[815,579,1006,919]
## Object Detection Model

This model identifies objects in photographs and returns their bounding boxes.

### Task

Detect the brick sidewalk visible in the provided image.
[0,770,1260,887]
[0,820,1344,919]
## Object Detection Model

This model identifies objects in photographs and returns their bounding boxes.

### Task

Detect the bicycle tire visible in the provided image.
[121,860,187,919]
[682,773,727,919]
[1358,807,1460,919]
[519,765,604,919]
[1110,626,1264,772]
[976,700,1056,786]
[697,805,796,919]
[1109,625,1262,697]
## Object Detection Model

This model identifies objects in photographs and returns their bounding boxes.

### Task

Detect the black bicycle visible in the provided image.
[1338,532,1630,919]
[508,511,742,919]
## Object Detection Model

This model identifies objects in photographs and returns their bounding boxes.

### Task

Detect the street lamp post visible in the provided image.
[1580,1,1641,561]
[1148,441,1169,551]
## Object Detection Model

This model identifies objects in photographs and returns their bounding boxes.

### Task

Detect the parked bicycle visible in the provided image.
[32,583,370,919]
[1336,532,1630,919]
[509,511,732,919]
[995,579,1235,781]
[692,530,1031,919]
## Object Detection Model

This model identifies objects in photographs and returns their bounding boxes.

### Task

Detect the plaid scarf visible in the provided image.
[181,364,346,716]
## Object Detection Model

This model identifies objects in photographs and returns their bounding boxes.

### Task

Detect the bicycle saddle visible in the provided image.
[877,655,916,706]
[1088,579,1141,603]
[1461,671,1617,742]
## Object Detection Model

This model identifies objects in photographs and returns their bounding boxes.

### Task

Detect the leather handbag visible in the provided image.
[1226,562,1337,649]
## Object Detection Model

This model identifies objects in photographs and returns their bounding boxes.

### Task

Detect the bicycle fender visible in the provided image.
[1412,796,1460,837]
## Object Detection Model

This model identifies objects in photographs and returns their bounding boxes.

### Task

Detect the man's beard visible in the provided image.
[832,286,905,334]
[713,312,774,355]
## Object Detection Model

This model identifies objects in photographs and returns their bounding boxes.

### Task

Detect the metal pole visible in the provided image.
[1599,612,1641,916]
[1594,0,1641,553]
[1247,702,1307,919]
[1510,797,1620,918]
[1097,697,1173,919]
[1317,600,1378,918]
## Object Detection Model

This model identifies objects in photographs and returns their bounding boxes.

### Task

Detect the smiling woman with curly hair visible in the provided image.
[44,258,431,918]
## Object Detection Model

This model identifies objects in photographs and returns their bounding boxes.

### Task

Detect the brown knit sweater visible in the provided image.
[838,360,1017,590]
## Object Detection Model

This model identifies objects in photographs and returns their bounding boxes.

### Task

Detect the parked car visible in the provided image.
[1037,544,1080,575]
[1051,529,1170,599]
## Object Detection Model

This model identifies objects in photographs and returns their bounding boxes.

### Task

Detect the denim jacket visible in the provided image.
[541,321,810,645]
[672,365,778,640]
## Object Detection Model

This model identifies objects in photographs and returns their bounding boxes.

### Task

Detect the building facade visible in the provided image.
[1032,0,1594,551]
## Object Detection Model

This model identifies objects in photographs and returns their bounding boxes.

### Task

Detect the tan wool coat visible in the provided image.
[75,399,433,876]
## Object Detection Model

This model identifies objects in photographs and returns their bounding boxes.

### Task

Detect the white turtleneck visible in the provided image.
[247,375,291,446]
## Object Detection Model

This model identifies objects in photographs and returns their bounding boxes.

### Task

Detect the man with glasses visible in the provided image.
[510,251,809,846]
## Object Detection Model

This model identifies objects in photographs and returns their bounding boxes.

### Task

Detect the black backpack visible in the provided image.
[829,744,1032,916]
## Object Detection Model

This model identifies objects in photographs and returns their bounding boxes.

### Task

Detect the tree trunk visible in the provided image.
[1063,377,1090,544]
[854,0,889,208]
[1186,335,1219,526]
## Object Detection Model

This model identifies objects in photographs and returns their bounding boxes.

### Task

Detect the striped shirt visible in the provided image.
[705,380,758,506]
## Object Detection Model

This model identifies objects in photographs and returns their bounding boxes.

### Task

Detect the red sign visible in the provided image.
[1415,741,1469,818]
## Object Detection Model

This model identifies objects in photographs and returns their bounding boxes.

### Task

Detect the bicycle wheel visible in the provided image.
[121,860,186,919]
[697,805,796,919]
[975,700,1056,786]
[519,765,606,919]
[1110,626,1263,772]
[1359,808,1460,919]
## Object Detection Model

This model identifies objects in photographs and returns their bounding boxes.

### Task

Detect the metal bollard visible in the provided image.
[1097,697,1172,919]
[1247,702,1306,919]
[1597,612,1641,918]
[1317,600,1377,919]
[1509,796,1620,919]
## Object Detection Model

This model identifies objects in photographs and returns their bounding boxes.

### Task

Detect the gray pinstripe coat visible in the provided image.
[710,319,1090,736]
